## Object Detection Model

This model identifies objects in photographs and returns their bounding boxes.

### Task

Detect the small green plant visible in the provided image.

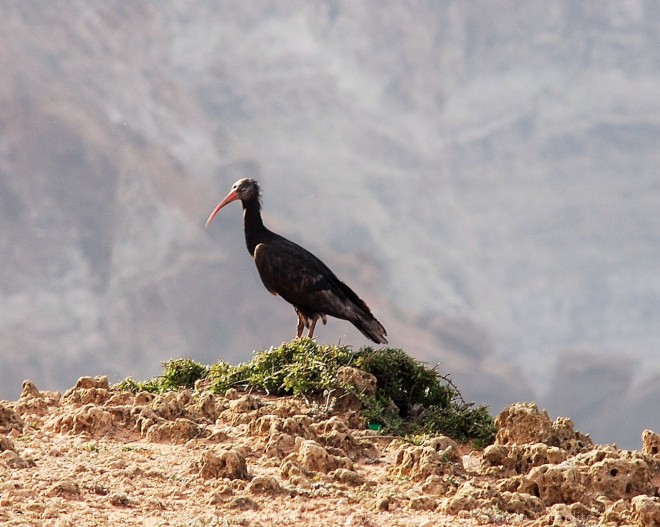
[160,358,209,390]
[352,347,496,446]
[353,348,453,412]
[84,442,101,453]
[114,358,208,393]
[122,445,150,453]
[208,338,354,395]
[114,376,161,393]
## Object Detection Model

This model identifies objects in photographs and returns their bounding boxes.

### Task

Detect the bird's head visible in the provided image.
[205,178,261,228]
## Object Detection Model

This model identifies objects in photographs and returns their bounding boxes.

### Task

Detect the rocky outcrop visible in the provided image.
[197,448,249,480]
[485,403,660,524]
[3,380,660,526]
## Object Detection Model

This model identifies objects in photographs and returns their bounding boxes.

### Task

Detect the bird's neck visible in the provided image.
[242,198,270,256]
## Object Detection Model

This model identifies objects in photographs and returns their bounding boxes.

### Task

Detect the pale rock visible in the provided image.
[0,402,24,434]
[197,448,248,480]
[20,380,42,399]
[409,494,437,511]
[336,366,377,396]
[588,456,653,501]
[145,417,207,444]
[47,404,113,435]
[641,429,660,458]
[330,467,365,486]
[47,479,81,498]
[246,475,283,495]
[393,443,462,481]
[631,495,660,527]
[530,503,579,526]
[63,376,111,405]
[522,462,587,505]
[496,403,553,446]
[481,442,567,477]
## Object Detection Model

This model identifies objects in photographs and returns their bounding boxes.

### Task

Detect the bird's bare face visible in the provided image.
[205,178,260,228]
[232,178,259,201]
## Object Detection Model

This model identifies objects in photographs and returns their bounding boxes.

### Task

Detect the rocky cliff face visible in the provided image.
[1,1,659,447]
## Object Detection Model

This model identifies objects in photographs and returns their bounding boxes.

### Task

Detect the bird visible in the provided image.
[205,178,388,344]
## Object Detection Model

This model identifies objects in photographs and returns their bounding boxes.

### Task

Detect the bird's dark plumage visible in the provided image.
[205,178,388,344]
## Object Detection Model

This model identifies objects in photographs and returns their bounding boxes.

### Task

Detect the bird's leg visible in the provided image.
[307,315,319,338]
[295,309,305,338]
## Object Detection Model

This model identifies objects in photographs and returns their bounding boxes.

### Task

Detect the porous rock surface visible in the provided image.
[1,382,658,526]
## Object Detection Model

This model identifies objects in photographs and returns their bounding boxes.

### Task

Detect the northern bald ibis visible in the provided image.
[205,178,387,344]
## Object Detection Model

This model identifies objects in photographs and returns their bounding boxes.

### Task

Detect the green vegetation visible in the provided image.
[208,337,354,395]
[352,347,495,446]
[115,358,208,393]
[114,338,496,446]
[83,442,101,453]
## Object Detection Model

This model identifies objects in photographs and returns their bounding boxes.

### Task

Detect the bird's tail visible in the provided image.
[352,314,388,344]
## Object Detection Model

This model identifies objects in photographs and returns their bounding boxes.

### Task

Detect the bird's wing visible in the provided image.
[253,239,366,318]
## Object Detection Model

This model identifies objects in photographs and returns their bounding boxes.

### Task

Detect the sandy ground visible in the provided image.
[1,376,659,527]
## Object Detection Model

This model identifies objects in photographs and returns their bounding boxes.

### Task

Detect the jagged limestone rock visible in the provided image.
[63,376,111,405]
[145,417,208,444]
[495,403,592,455]
[641,429,660,458]
[495,403,553,446]
[481,442,567,477]
[197,448,248,480]
[47,403,113,435]
[631,495,660,527]
[0,403,23,434]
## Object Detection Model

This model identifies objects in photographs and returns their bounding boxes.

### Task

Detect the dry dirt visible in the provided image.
[1,375,659,527]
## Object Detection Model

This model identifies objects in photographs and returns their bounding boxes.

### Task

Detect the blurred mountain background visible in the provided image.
[1,1,659,448]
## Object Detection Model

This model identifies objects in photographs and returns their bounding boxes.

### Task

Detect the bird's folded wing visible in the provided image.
[254,241,334,297]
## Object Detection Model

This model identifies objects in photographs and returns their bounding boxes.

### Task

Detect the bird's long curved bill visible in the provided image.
[205,190,239,228]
